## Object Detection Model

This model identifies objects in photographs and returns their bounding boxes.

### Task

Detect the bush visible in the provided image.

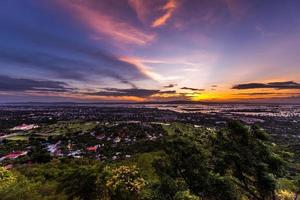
[0,167,16,190]
[276,190,294,200]
[174,191,200,200]
[105,165,146,200]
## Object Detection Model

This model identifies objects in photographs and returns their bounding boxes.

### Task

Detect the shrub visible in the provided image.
[105,165,146,199]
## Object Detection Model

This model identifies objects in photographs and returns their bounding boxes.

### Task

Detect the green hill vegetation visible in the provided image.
[1,121,299,200]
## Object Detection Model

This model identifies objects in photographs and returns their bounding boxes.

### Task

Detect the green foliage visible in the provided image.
[118,152,164,184]
[0,167,16,189]
[104,165,146,200]
[174,190,200,200]
[212,121,286,199]
[154,121,287,200]
[0,121,293,200]
[153,136,239,200]
[28,139,51,163]
[0,167,67,200]
[58,166,99,200]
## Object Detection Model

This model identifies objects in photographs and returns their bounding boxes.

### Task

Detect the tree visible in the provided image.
[174,190,200,200]
[154,136,239,200]
[0,167,67,200]
[28,139,51,163]
[0,167,16,190]
[104,165,146,200]
[58,166,99,200]
[212,121,286,200]
[154,121,287,200]
[293,176,300,200]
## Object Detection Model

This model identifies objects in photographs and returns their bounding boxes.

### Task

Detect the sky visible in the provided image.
[0,0,300,103]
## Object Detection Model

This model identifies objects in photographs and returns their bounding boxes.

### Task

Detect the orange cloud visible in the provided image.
[58,1,155,46]
[119,56,161,81]
[152,0,177,28]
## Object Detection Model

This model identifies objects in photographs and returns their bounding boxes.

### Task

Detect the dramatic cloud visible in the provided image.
[0,48,149,86]
[87,88,176,98]
[152,0,177,27]
[181,87,205,91]
[236,92,300,96]
[58,0,155,46]
[232,81,300,90]
[0,23,152,86]
[0,75,72,92]
[1,0,300,102]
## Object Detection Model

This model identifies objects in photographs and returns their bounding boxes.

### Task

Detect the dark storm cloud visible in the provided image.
[87,88,176,98]
[232,81,300,90]
[181,87,205,91]
[0,75,72,92]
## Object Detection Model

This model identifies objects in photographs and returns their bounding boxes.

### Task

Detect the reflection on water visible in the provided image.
[140,104,300,118]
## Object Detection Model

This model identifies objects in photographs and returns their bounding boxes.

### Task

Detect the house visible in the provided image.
[46,141,61,154]
[96,134,106,140]
[124,137,132,143]
[90,131,96,136]
[86,145,100,152]
[112,156,117,160]
[0,151,28,161]
[114,137,121,143]
[10,124,39,131]
[146,134,157,141]
[68,150,82,158]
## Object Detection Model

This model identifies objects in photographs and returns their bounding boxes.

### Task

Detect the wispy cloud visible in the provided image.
[0,47,149,87]
[232,81,300,90]
[58,0,155,46]
[128,0,151,23]
[164,84,177,88]
[236,92,300,96]
[118,56,164,81]
[152,0,177,28]
[0,75,73,93]
[0,22,153,87]
[86,88,176,98]
[181,87,205,91]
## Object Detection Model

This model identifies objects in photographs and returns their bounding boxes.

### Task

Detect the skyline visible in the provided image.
[1,0,300,103]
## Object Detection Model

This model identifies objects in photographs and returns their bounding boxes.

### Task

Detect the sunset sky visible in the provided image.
[1,0,300,102]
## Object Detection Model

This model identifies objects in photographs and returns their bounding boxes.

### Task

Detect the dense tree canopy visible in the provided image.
[153,121,288,200]
[0,122,297,200]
